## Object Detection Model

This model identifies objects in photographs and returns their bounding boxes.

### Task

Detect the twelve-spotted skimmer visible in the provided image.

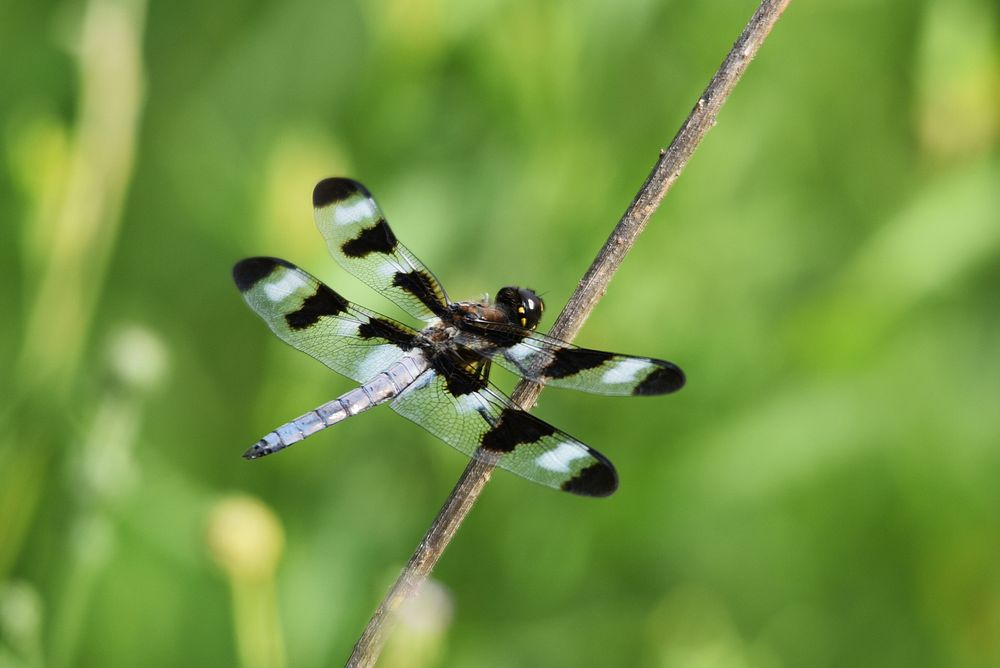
[233,178,684,496]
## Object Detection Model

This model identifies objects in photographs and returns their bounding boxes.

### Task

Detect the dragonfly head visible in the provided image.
[496,286,544,330]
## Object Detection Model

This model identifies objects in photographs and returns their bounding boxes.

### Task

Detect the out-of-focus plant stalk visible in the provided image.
[3,326,164,661]
[47,326,166,668]
[379,578,453,668]
[0,0,147,586]
[5,3,151,662]
[15,0,146,396]
[207,496,287,668]
[0,582,45,668]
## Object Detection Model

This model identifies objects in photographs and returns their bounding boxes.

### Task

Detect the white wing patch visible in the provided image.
[396,366,436,398]
[373,258,403,280]
[354,348,401,382]
[264,271,308,302]
[453,392,494,423]
[535,442,590,473]
[505,342,535,362]
[332,199,377,226]
[601,358,647,385]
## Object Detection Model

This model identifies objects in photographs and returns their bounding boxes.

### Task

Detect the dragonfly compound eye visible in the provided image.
[497,286,543,330]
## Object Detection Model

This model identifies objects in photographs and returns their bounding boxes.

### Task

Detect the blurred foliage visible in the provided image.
[2,0,999,666]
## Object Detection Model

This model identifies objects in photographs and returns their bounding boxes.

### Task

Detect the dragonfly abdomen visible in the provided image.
[242,355,427,459]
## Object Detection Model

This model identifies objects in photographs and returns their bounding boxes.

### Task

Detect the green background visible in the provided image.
[2,0,998,666]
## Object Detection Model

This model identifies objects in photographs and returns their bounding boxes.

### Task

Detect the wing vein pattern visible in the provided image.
[390,364,618,496]
[312,178,450,321]
[233,257,420,384]
[455,321,686,396]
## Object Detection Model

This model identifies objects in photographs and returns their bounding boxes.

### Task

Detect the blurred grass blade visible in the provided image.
[15,0,147,396]
[792,160,1000,365]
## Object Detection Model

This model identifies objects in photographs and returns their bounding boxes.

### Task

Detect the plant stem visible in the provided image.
[346,1,793,664]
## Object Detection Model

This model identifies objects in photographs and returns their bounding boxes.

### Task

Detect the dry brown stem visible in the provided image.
[347,1,793,664]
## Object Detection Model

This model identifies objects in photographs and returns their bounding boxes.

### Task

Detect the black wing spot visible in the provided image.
[358,317,417,349]
[392,270,447,316]
[430,351,489,396]
[633,363,686,396]
[313,177,370,207]
[561,460,618,497]
[232,257,293,292]
[543,348,615,380]
[443,365,489,396]
[285,284,349,330]
[341,219,398,258]
[480,408,556,453]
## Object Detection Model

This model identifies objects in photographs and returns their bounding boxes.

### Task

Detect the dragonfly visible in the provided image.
[233,178,684,497]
